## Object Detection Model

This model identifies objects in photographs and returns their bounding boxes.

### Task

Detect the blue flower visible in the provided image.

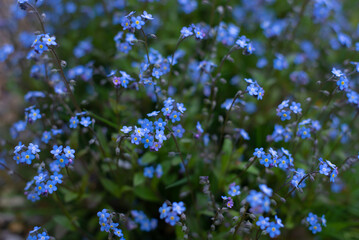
[306,212,318,225]
[256,216,270,230]
[56,154,69,168]
[176,103,186,113]
[181,26,193,38]
[50,172,63,184]
[141,11,153,20]
[330,170,338,182]
[14,142,25,154]
[131,133,141,145]
[297,127,311,139]
[260,154,272,167]
[279,110,291,121]
[42,34,57,46]
[319,162,330,176]
[152,68,163,79]
[69,116,79,128]
[161,105,173,115]
[21,150,35,164]
[172,202,186,215]
[45,180,57,194]
[113,228,124,237]
[278,156,289,169]
[259,184,273,197]
[154,118,166,131]
[28,143,40,154]
[159,203,171,219]
[172,125,185,138]
[247,83,259,96]
[131,16,145,29]
[165,212,180,226]
[29,108,41,121]
[155,164,163,178]
[121,17,131,30]
[228,184,241,196]
[50,145,63,156]
[142,135,154,148]
[36,232,50,240]
[144,166,155,178]
[80,116,92,127]
[266,222,281,238]
[121,126,133,133]
[309,223,322,234]
[253,148,264,158]
[155,130,167,143]
[290,102,302,114]
[63,146,75,159]
[35,183,46,194]
[147,111,160,117]
[169,111,181,123]
[337,76,348,90]
[41,131,52,143]
[97,209,110,222]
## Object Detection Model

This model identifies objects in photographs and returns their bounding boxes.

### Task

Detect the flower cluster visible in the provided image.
[235,35,254,55]
[143,164,163,178]
[244,78,264,100]
[180,24,206,39]
[121,11,152,31]
[305,213,326,234]
[276,99,302,121]
[97,209,125,239]
[246,185,272,215]
[23,144,74,202]
[120,98,185,150]
[25,106,42,123]
[26,226,52,240]
[256,215,284,238]
[130,210,158,232]
[112,71,134,88]
[159,201,186,226]
[254,147,294,170]
[318,158,338,182]
[13,142,39,165]
[31,33,57,55]
[69,112,93,128]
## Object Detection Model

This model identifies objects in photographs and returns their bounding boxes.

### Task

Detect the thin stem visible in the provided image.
[140,29,151,64]
[232,204,249,239]
[217,91,241,154]
[0,162,27,182]
[26,3,46,33]
[166,126,195,204]
[50,49,81,112]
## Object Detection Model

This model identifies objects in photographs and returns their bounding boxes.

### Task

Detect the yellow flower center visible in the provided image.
[136,20,139,24]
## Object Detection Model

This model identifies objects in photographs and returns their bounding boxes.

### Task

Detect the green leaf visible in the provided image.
[140,152,157,165]
[133,186,160,202]
[53,215,75,231]
[100,178,122,198]
[165,177,187,189]
[61,188,78,202]
[133,173,145,186]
